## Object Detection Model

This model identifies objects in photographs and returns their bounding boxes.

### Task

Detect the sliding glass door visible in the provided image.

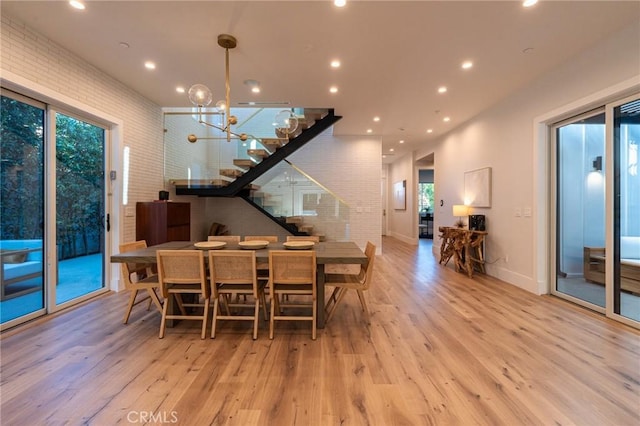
[54,111,106,306]
[553,93,640,328]
[612,96,640,323]
[554,109,606,310]
[0,89,110,329]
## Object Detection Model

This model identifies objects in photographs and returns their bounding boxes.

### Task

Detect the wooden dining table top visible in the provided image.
[110,240,367,265]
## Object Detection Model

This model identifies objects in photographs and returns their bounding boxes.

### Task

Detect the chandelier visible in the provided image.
[187,34,298,144]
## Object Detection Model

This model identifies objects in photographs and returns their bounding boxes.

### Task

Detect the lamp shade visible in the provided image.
[452,205,468,217]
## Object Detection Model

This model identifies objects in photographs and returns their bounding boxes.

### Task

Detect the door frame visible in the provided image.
[533,76,639,329]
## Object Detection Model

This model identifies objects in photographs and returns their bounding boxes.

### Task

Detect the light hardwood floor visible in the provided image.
[1,237,638,425]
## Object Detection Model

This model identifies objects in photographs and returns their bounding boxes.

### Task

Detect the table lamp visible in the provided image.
[452,205,469,228]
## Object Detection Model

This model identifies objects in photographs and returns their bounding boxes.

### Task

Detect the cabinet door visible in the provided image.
[167,203,190,226]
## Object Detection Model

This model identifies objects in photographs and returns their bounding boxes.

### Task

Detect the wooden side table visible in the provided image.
[438,226,487,278]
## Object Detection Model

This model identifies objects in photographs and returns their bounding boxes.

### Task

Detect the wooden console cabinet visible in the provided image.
[136,202,190,246]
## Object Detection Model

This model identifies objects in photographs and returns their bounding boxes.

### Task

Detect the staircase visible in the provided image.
[171,108,341,197]
[165,107,345,238]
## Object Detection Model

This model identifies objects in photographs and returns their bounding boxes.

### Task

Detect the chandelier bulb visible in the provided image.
[187,134,198,143]
[188,84,213,107]
[239,133,248,141]
[228,115,238,125]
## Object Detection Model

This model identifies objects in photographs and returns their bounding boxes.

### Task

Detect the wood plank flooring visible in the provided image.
[1,237,638,425]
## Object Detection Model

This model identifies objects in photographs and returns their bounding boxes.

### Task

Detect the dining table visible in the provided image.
[110,240,367,328]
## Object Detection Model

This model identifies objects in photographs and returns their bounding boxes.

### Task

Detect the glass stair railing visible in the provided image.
[163,107,340,196]
[243,160,351,241]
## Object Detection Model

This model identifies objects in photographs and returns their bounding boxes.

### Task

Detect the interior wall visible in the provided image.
[410,21,640,294]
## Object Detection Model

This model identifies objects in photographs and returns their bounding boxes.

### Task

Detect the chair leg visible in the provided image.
[122,289,139,324]
[201,296,210,339]
[312,296,317,340]
[253,298,260,340]
[211,298,219,339]
[356,290,371,323]
[269,295,276,339]
[325,287,348,323]
[159,299,169,338]
[324,287,341,320]
[147,288,163,313]
[260,291,269,321]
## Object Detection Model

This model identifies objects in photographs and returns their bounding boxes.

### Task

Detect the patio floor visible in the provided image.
[1,253,103,324]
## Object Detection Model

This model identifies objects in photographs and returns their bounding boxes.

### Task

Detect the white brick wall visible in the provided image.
[1,14,164,243]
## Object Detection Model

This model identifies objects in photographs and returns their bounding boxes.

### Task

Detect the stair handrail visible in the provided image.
[282,159,350,207]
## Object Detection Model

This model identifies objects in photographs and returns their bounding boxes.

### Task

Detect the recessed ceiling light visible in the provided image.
[330,60,341,68]
[119,42,130,49]
[438,86,447,94]
[329,86,338,94]
[176,86,185,93]
[399,140,404,144]
[244,79,261,93]
[523,0,538,7]
[366,129,373,133]
[427,129,433,133]
[334,0,346,7]
[373,116,380,122]
[144,61,156,70]
[443,117,451,122]
[69,1,85,10]
[390,148,395,152]
[462,61,473,70]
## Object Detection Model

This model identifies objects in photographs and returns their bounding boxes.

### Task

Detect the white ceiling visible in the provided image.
[2,1,639,162]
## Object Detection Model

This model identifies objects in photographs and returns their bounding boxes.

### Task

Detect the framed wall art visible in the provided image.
[393,180,406,210]
[464,167,491,207]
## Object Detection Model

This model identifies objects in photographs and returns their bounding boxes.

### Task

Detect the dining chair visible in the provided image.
[324,241,376,324]
[119,240,163,324]
[268,250,317,340]
[208,235,241,243]
[243,236,278,278]
[244,236,278,242]
[156,249,210,339]
[286,235,320,243]
[208,250,267,339]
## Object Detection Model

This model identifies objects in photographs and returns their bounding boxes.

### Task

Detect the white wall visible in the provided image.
[400,21,640,294]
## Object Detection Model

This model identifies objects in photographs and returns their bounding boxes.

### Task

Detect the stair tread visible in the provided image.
[233,159,257,169]
[247,149,269,159]
[210,179,231,187]
[261,138,286,153]
[220,168,244,178]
